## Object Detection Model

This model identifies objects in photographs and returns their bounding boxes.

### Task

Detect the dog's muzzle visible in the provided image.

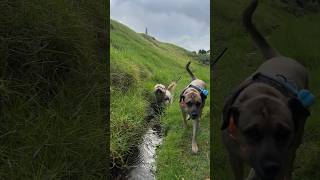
[261,161,281,179]
[191,112,198,119]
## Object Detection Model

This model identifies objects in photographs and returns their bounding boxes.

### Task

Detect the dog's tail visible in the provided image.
[243,0,279,60]
[186,61,196,80]
[167,76,181,93]
[167,82,177,93]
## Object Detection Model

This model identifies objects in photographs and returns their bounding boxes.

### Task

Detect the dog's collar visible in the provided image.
[179,84,208,103]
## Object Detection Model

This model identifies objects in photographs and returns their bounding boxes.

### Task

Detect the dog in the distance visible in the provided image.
[154,80,178,106]
[180,61,208,154]
[221,0,315,180]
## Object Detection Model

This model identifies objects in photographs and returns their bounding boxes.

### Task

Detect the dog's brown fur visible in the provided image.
[221,0,309,180]
[180,61,207,154]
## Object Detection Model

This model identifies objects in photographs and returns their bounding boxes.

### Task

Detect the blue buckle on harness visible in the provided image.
[275,74,315,108]
[202,89,209,97]
[297,89,315,108]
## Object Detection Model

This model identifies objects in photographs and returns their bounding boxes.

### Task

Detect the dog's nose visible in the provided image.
[262,161,280,177]
[191,112,198,119]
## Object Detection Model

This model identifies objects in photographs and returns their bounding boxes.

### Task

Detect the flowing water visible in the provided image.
[127,127,163,180]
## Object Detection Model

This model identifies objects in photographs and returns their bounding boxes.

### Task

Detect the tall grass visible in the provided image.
[0,0,107,179]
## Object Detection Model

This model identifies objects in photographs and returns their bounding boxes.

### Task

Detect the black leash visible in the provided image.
[211,48,228,67]
[175,76,182,83]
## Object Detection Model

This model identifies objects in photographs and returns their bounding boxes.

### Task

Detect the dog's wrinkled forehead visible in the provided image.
[189,91,197,98]
[185,91,201,102]
[239,96,293,127]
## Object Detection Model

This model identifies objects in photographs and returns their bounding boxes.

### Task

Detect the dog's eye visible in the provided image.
[186,102,193,107]
[243,128,262,144]
[275,127,291,143]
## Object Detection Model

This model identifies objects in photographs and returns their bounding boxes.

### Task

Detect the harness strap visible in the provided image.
[223,73,300,120]
[179,84,208,103]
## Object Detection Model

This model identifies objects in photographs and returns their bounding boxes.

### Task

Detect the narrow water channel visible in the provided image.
[127,127,163,180]
[112,96,165,180]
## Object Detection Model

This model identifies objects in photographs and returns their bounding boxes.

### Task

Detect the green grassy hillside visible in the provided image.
[212,0,320,179]
[0,0,107,179]
[110,20,210,179]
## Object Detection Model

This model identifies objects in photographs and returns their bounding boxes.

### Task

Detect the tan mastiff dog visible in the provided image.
[180,61,208,154]
[221,0,315,180]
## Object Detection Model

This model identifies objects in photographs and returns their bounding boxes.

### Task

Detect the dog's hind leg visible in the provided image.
[191,119,199,154]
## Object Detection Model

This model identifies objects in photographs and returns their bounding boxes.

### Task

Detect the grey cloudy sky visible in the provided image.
[110,0,210,51]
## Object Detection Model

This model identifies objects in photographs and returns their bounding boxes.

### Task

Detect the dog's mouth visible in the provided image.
[256,161,281,180]
[188,113,198,120]
[259,172,279,180]
[190,115,198,119]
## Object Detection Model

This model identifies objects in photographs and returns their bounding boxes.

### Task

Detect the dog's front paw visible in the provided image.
[192,143,198,154]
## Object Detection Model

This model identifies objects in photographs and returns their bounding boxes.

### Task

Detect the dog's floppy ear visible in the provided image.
[221,106,239,130]
[179,95,185,102]
[179,88,187,103]
[288,98,310,132]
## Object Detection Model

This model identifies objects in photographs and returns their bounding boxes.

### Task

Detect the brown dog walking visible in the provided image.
[180,61,208,154]
[221,0,314,179]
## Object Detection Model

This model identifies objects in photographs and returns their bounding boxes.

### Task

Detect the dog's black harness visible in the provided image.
[221,72,312,130]
[179,84,208,103]
[224,73,296,106]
